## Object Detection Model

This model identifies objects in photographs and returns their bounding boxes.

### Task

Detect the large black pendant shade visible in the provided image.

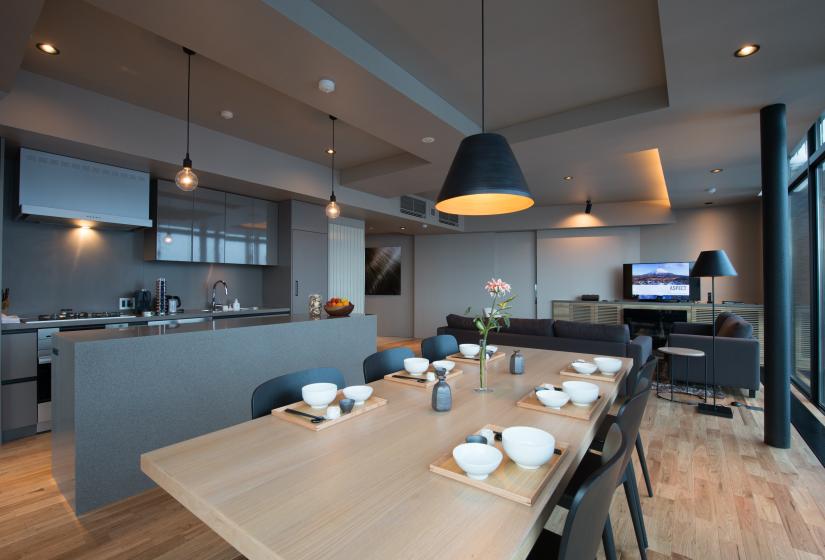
[690,249,738,277]
[435,132,533,215]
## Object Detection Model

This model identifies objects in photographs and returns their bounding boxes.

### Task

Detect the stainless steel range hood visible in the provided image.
[18,148,152,229]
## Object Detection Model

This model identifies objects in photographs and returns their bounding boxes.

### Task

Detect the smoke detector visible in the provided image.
[318,78,336,93]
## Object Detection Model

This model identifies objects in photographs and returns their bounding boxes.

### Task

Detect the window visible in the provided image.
[790,139,809,177]
[791,179,812,393]
[819,163,825,404]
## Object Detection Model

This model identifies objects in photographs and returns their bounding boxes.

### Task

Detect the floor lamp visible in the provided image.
[691,249,737,418]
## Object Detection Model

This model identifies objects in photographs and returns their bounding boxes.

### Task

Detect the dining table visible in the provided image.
[140,346,632,560]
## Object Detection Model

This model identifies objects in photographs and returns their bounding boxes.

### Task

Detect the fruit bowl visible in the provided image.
[324,297,354,317]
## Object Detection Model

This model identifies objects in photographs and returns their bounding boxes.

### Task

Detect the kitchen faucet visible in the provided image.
[211,280,228,311]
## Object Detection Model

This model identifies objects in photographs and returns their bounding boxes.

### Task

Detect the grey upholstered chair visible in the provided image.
[527,424,627,560]
[421,334,459,362]
[363,347,414,384]
[251,367,345,419]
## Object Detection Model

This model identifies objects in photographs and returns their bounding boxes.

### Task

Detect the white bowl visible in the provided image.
[571,361,598,375]
[562,381,599,406]
[459,344,480,358]
[485,345,498,355]
[502,427,555,470]
[452,443,503,480]
[593,356,623,376]
[432,360,455,373]
[301,382,338,409]
[403,357,430,376]
[536,390,570,409]
[342,385,373,405]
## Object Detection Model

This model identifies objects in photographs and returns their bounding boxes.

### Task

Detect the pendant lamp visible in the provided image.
[434,0,533,215]
[325,115,341,219]
[175,47,198,191]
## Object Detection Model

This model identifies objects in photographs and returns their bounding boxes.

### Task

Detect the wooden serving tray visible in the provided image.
[383,367,463,388]
[516,390,606,420]
[429,424,569,506]
[447,351,506,365]
[559,363,625,383]
[271,390,387,431]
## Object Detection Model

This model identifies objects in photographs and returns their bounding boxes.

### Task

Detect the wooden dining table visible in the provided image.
[141,346,631,560]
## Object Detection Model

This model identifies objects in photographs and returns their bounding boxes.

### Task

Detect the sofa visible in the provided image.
[437,314,653,394]
[668,312,760,396]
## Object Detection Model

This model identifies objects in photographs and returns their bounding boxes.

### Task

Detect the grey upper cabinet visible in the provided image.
[147,183,276,266]
[147,180,193,262]
[192,188,225,263]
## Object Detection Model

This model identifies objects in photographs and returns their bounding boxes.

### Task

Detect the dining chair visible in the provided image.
[527,424,627,560]
[594,356,656,497]
[558,377,652,560]
[363,347,414,383]
[421,334,459,361]
[251,367,345,419]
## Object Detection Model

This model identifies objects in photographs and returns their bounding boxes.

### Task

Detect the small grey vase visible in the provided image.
[431,368,452,412]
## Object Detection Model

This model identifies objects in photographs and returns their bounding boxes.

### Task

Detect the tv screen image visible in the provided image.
[631,262,691,300]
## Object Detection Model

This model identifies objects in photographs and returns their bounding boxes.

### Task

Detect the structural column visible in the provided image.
[760,103,792,448]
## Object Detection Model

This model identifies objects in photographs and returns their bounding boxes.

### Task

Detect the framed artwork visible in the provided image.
[366,246,402,295]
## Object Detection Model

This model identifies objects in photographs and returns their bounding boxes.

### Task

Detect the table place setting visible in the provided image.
[384,357,464,388]
[516,380,606,420]
[559,356,626,383]
[271,383,387,431]
[429,424,569,506]
[447,343,506,365]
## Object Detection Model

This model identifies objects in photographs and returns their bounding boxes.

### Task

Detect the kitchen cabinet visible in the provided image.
[290,229,328,313]
[225,195,278,265]
[1,381,37,439]
[145,180,193,262]
[1,332,36,381]
[192,188,225,263]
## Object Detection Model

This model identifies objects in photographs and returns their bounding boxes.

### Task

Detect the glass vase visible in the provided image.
[475,337,493,392]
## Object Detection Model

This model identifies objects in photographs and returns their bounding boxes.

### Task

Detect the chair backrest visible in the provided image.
[613,376,651,471]
[363,347,414,383]
[421,334,459,361]
[559,424,627,560]
[627,356,656,396]
[251,367,345,419]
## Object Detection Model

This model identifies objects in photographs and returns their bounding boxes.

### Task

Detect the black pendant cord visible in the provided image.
[330,115,337,199]
[186,51,191,159]
[481,0,485,133]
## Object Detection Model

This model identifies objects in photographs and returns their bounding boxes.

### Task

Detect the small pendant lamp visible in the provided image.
[175,47,198,192]
[325,115,341,219]
[434,0,533,216]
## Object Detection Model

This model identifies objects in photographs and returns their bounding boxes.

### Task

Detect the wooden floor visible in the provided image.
[0,337,822,559]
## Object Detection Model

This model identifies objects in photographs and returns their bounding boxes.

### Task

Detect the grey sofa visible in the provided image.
[437,315,653,393]
[668,312,760,396]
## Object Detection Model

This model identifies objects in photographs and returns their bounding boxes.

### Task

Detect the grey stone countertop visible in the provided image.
[54,313,368,343]
[1,307,291,332]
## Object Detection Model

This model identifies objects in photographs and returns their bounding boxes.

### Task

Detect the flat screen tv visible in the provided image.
[622,262,699,302]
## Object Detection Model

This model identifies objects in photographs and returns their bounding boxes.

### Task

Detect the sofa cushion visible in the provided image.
[717,315,753,338]
[501,318,554,337]
[446,314,476,331]
[553,320,630,343]
[715,312,735,333]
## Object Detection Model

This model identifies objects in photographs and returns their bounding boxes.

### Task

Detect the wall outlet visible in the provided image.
[119,297,135,311]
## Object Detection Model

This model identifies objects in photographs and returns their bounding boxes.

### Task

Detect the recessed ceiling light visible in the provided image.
[220,110,234,120]
[318,78,335,93]
[36,42,59,55]
[325,148,335,155]
[563,176,573,181]
[422,223,428,229]
[705,187,717,194]
[734,44,760,58]
[422,137,435,143]
[400,226,406,231]
[710,168,723,174]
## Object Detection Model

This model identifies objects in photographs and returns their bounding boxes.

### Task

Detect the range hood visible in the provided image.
[18,148,152,229]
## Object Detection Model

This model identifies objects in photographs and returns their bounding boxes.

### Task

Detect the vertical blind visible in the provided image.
[328,220,365,313]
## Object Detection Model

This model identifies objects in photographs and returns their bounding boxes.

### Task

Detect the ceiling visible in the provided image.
[3,0,825,220]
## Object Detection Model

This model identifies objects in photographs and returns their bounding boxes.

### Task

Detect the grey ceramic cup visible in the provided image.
[339,398,355,414]
[465,434,488,445]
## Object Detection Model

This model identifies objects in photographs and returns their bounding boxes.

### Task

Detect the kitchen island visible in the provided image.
[51,313,376,514]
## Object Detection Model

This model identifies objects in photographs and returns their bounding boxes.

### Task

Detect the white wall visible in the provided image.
[328,217,365,313]
[365,234,414,337]
[413,231,535,338]
[536,227,641,318]
[640,203,763,304]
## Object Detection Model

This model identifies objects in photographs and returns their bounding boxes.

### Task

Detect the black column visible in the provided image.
[761,104,791,448]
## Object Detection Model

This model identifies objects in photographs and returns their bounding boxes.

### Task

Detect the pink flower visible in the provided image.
[484,278,511,296]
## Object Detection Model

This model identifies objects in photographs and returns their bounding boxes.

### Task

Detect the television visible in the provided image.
[622,262,699,302]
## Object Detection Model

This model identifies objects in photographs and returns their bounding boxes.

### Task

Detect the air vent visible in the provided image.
[400,195,427,218]
[438,211,459,227]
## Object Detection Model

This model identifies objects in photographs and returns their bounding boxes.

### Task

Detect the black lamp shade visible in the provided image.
[690,250,737,277]
[435,132,533,215]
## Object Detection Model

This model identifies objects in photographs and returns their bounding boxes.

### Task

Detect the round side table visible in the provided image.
[656,346,707,405]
